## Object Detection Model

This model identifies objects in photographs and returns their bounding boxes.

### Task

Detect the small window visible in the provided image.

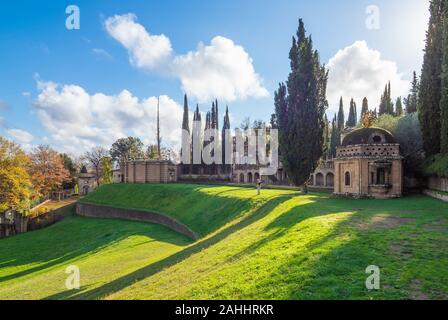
[373,135,382,143]
[345,172,351,186]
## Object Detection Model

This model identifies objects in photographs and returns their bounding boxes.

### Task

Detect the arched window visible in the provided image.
[315,173,324,186]
[326,173,334,187]
[345,172,351,186]
[239,173,245,183]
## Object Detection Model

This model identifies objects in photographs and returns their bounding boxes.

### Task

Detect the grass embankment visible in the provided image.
[1,184,448,300]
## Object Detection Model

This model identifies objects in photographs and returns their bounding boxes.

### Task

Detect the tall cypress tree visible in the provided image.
[329,114,338,158]
[346,98,356,127]
[323,114,330,158]
[440,5,448,154]
[361,97,369,120]
[275,19,328,191]
[405,71,419,113]
[395,97,403,116]
[419,0,445,156]
[337,97,345,130]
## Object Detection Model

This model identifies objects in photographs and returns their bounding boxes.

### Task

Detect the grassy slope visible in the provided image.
[1,184,448,300]
[80,184,281,237]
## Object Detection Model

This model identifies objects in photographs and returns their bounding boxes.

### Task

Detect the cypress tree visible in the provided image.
[440,5,448,154]
[275,19,328,191]
[419,0,445,156]
[329,114,338,158]
[337,97,345,130]
[405,71,419,113]
[346,98,357,127]
[395,97,403,116]
[361,97,369,120]
[323,114,330,158]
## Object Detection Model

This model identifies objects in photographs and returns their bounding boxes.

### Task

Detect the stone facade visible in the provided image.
[122,160,178,184]
[333,128,403,198]
[78,173,98,195]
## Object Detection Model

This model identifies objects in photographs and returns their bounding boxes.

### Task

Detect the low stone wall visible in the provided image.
[423,189,448,202]
[428,176,448,193]
[76,202,199,240]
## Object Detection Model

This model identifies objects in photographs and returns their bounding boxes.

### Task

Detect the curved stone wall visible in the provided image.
[76,202,199,240]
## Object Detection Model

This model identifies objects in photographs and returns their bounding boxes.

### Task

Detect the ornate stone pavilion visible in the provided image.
[333,127,403,198]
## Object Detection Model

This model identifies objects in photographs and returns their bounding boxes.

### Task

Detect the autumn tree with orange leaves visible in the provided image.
[28,145,70,198]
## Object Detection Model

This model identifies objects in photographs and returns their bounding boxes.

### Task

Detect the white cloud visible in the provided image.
[104,14,268,102]
[105,13,172,70]
[92,48,113,60]
[172,36,269,102]
[7,129,34,144]
[327,41,409,116]
[34,79,183,155]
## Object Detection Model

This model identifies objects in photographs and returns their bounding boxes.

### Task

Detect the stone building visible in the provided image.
[122,160,178,183]
[78,172,98,195]
[333,127,403,198]
[309,160,335,189]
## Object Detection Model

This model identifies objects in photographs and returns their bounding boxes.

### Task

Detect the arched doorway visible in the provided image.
[248,172,253,183]
[254,172,260,182]
[82,185,90,195]
[326,173,334,187]
[315,173,324,186]
[239,173,245,183]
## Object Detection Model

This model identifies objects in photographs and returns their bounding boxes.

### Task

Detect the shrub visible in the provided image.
[425,154,448,178]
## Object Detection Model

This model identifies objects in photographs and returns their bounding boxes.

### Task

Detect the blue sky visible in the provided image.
[0,0,430,154]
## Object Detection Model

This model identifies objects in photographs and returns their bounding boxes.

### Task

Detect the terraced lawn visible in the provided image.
[1,184,447,300]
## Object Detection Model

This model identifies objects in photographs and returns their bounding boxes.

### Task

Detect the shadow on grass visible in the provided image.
[44,195,295,300]
[79,183,298,237]
[0,213,192,284]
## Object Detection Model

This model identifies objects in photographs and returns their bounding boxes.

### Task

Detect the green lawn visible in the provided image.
[1,184,448,300]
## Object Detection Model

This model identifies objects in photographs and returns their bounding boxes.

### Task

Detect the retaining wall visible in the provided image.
[428,176,448,193]
[76,202,199,240]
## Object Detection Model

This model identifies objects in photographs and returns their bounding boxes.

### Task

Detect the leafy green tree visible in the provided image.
[275,19,328,192]
[109,137,144,164]
[100,156,113,184]
[419,0,445,156]
[146,145,159,160]
[0,137,32,213]
[374,113,424,178]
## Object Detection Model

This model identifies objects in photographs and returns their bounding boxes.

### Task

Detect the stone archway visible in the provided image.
[248,172,253,183]
[315,173,324,186]
[254,172,260,182]
[326,173,334,187]
[239,173,245,183]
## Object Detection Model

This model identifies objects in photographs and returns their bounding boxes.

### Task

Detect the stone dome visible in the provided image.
[341,127,397,146]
